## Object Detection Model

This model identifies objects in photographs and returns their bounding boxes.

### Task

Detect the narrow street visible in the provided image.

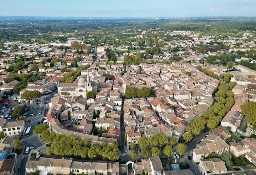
[185,131,209,175]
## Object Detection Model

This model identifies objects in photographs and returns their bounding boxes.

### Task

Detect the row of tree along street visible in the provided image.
[182,66,236,143]
[129,132,186,160]
[33,124,120,161]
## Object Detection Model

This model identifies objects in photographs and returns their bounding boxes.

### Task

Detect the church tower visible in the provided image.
[86,69,93,92]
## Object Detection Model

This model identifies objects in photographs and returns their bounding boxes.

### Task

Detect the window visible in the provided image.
[8,129,11,131]
[3,129,6,131]
[13,132,16,135]
[17,127,20,130]
[12,128,16,130]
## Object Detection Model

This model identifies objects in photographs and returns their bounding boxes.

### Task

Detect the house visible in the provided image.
[22,81,56,94]
[26,157,119,175]
[193,134,229,163]
[126,130,141,149]
[0,80,19,92]
[149,157,164,175]
[241,138,256,165]
[58,75,93,98]
[95,118,116,130]
[159,112,181,126]
[70,161,119,175]
[221,110,243,133]
[0,119,6,132]
[198,158,227,175]
[0,158,15,175]
[212,127,231,140]
[133,157,163,175]
[26,157,72,175]
[230,142,250,157]
[173,91,192,101]
[2,121,25,136]
[71,111,88,120]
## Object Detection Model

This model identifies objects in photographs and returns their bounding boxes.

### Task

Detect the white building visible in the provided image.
[1,120,25,136]
[58,73,93,98]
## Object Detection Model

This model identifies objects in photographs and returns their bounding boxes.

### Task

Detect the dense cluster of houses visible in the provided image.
[47,64,125,143]
[124,63,218,148]
[191,65,256,174]
[1,26,256,175]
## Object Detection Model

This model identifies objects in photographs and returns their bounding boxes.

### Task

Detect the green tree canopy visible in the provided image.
[13,139,23,152]
[151,147,161,157]
[220,151,233,169]
[182,132,193,143]
[125,86,154,99]
[163,145,174,157]
[241,101,256,127]
[33,123,49,134]
[130,149,138,160]
[176,143,186,156]
[86,91,96,99]
[11,105,26,119]
[21,90,42,101]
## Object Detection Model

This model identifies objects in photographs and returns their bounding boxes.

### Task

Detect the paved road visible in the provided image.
[17,90,55,174]
[19,155,29,175]
[120,97,125,153]
[185,131,209,175]
[21,135,45,149]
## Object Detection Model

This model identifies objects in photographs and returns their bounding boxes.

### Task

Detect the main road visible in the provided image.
[18,90,56,175]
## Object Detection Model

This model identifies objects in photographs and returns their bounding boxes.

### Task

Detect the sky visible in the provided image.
[1,0,256,18]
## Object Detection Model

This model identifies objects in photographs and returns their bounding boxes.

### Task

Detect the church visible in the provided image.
[58,70,93,98]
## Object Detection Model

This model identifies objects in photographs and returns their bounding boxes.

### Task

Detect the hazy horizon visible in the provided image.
[1,0,256,18]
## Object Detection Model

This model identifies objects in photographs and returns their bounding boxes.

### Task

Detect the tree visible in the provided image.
[33,123,49,134]
[130,143,136,150]
[241,101,256,127]
[151,147,161,157]
[182,132,193,143]
[13,139,23,152]
[163,145,174,157]
[220,151,233,169]
[11,105,26,119]
[207,118,219,130]
[130,149,138,160]
[31,64,39,71]
[141,147,151,158]
[21,90,42,101]
[125,86,154,99]
[0,132,4,140]
[11,44,18,50]
[88,147,97,159]
[168,136,177,146]
[138,136,149,149]
[32,170,40,175]
[80,147,88,158]
[149,135,159,147]
[86,91,96,99]
[156,133,168,146]
[176,143,186,156]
